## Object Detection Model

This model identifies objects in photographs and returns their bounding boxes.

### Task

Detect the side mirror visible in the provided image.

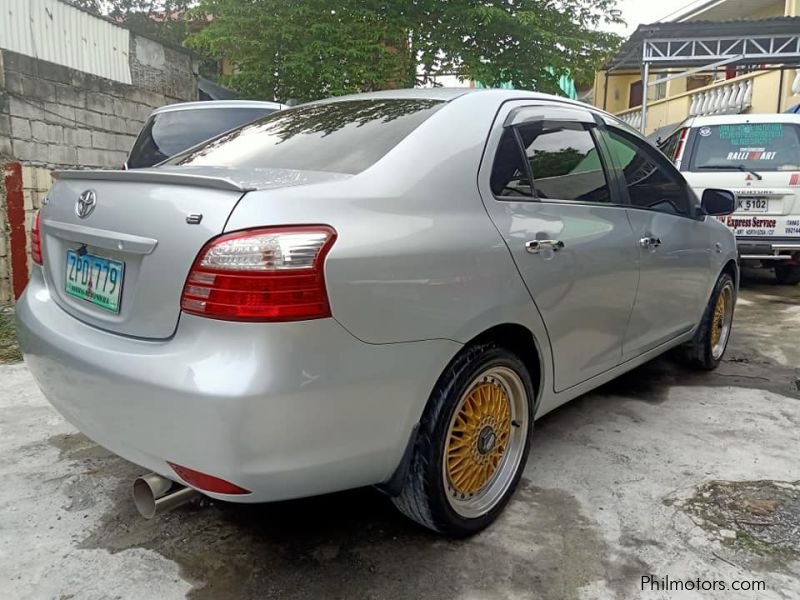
[701,188,736,216]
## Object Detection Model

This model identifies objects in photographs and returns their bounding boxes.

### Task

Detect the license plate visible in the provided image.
[736,197,768,213]
[65,249,125,313]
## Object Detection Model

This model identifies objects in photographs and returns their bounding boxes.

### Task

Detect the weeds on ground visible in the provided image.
[0,310,22,363]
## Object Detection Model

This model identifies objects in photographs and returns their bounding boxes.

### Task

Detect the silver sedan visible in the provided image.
[16,89,738,536]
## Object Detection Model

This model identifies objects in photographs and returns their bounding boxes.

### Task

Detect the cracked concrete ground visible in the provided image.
[1,271,798,600]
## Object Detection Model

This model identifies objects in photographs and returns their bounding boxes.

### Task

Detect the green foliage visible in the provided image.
[530,148,585,179]
[66,0,196,47]
[188,0,623,102]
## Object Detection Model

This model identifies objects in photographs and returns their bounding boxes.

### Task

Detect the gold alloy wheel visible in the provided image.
[442,366,529,519]
[445,381,511,495]
[710,282,734,360]
[710,293,726,347]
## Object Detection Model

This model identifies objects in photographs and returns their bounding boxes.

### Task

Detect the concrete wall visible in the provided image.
[0,36,198,304]
[1,47,196,170]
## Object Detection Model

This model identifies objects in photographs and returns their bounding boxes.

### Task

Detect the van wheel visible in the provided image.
[391,343,534,536]
[775,265,800,285]
[678,272,736,370]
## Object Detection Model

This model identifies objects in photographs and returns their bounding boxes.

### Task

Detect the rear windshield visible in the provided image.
[690,123,800,172]
[164,99,445,175]
[127,106,278,168]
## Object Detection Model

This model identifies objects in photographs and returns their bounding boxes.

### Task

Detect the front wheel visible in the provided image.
[775,265,800,285]
[677,272,736,370]
[391,344,534,536]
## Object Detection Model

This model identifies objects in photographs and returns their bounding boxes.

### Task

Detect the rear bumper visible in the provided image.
[736,237,800,261]
[16,269,459,502]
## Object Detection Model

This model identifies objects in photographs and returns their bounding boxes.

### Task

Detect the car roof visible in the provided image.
[151,100,284,116]
[684,113,800,127]
[313,87,615,114]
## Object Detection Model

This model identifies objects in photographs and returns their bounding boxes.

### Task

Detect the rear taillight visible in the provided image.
[31,210,43,265]
[180,225,337,322]
[674,128,689,162]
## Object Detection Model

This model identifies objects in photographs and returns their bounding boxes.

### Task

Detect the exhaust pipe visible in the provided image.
[132,473,200,519]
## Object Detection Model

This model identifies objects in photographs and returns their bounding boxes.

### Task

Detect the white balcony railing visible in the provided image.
[689,78,752,116]
[618,110,643,130]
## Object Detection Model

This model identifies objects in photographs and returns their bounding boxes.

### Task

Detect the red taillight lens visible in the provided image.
[674,128,689,162]
[168,462,250,495]
[31,210,43,265]
[180,225,337,322]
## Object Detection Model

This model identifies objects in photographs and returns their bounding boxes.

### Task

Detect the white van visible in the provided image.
[660,114,800,284]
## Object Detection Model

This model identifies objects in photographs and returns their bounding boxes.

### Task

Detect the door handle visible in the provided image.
[639,236,662,249]
[525,239,565,254]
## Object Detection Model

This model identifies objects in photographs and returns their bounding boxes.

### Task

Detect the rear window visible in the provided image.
[127,106,278,168]
[165,99,445,175]
[690,123,800,172]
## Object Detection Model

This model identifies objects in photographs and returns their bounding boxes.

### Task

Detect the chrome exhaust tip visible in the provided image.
[132,473,200,519]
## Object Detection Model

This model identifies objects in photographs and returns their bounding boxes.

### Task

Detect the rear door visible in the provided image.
[682,121,800,243]
[601,124,712,357]
[41,172,245,339]
[478,103,640,392]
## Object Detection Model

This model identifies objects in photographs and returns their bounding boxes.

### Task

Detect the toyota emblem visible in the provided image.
[76,189,97,219]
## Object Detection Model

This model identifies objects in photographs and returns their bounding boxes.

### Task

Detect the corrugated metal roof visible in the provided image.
[0,0,131,84]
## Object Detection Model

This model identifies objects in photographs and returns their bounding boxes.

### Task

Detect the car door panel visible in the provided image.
[600,125,712,358]
[479,103,639,392]
[489,201,639,390]
[624,209,710,356]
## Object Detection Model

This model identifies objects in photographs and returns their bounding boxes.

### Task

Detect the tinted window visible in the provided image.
[606,128,691,216]
[689,123,800,172]
[658,128,683,162]
[166,99,444,175]
[490,129,532,197]
[518,122,611,203]
[127,107,278,168]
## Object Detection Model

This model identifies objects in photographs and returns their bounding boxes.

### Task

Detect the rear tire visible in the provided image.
[677,272,736,370]
[391,343,534,536]
[775,265,800,285]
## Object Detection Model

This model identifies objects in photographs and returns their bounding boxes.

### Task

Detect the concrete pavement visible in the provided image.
[1,272,798,600]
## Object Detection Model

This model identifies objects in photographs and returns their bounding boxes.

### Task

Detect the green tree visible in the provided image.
[66,0,196,47]
[188,0,622,102]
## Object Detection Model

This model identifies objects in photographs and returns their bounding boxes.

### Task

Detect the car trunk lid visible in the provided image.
[40,167,348,339]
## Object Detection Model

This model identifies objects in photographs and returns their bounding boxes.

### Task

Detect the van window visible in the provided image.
[689,123,800,172]
[167,99,444,175]
[128,106,279,168]
[658,128,684,162]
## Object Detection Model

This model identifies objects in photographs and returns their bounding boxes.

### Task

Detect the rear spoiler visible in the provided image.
[53,169,255,193]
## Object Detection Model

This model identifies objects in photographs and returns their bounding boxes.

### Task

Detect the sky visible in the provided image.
[610,0,704,35]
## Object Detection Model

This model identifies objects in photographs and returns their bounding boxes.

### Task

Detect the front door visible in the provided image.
[479,104,640,392]
[601,125,712,358]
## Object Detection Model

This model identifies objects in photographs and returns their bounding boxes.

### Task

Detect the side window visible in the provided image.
[657,129,683,163]
[605,128,692,217]
[517,121,612,203]
[490,129,532,198]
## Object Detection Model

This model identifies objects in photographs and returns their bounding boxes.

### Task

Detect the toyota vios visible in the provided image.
[17,89,737,536]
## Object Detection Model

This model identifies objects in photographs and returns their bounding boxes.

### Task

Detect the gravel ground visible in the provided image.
[0,270,798,600]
